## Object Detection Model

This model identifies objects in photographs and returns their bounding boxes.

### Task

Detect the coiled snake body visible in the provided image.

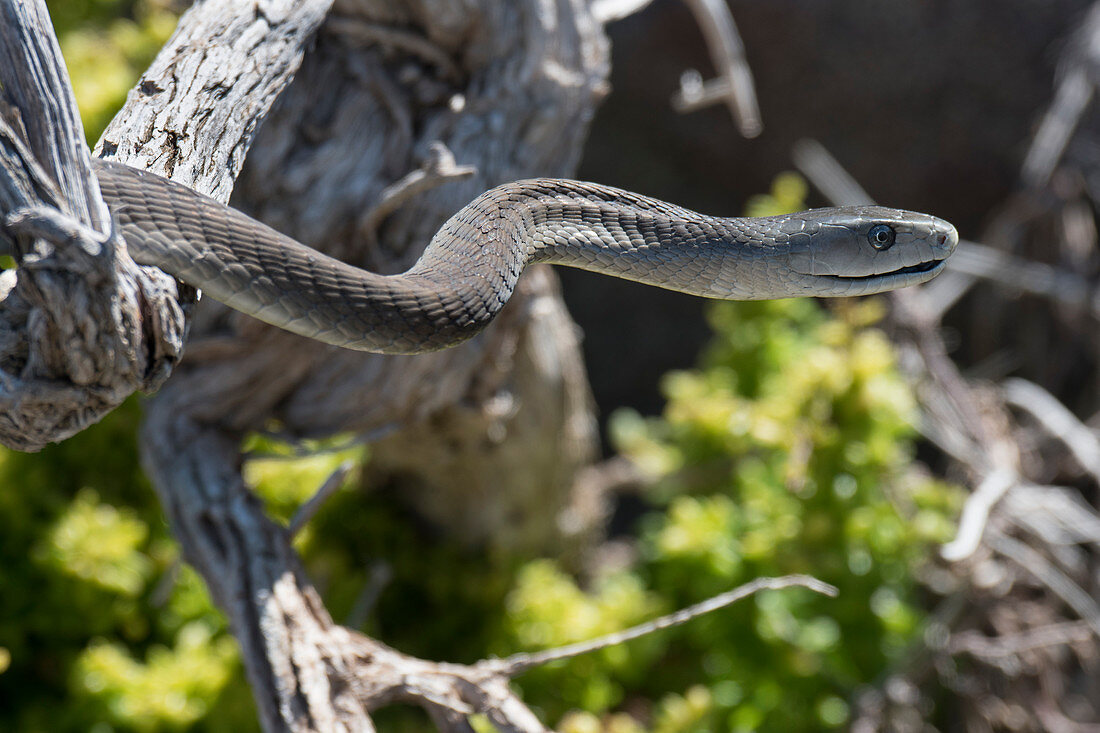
[94,159,957,354]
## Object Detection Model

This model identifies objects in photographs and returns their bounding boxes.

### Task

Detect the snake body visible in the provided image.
[93,159,957,354]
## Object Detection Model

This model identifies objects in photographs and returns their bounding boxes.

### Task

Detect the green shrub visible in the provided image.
[0,399,256,731]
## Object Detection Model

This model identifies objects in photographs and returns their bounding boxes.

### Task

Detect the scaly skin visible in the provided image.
[94,159,957,354]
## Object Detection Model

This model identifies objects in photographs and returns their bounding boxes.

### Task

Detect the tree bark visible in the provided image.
[112,0,608,554]
[3,0,612,728]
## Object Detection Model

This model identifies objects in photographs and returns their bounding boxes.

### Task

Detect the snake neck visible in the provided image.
[94,161,952,356]
[413,179,769,306]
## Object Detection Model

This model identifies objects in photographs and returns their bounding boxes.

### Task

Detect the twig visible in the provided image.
[942,468,1018,562]
[949,620,1094,660]
[1004,484,1100,548]
[947,242,1095,315]
[1022,1,1100,188]
[1021,68,1092,190]
[490,575,837,676]
[987,528,1100,642]
[591,0,657,23]
[149,556,182,608]
[344,561,394,629]
[288,460,354,535]
[358,141,476,242]
[791,138,875,206]
[1002,377,1100,484]
[673,0,762,138]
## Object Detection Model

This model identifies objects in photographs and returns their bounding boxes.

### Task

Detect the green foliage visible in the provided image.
[75,622,237,731]
[743,172,809,218]
[506,561,664,713]
[40,488,153,596]
[501,183,962,731]
[0,399,255,732]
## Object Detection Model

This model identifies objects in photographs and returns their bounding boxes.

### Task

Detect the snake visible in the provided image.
[92,159,957,354]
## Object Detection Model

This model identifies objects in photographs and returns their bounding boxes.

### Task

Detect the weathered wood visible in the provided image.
[2,0,617,727]
[102,0,608,728]
[0,0,184,450]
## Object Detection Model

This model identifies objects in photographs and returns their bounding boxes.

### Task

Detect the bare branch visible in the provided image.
[96,0,335,198]
[0,0,185,449]
[491,575,837,676]
[1021,69,1092,190]
[343,561,393,629]
[941,469,1017,562]
[358,141,477,244]
[673,0,762,138]
[1021,3,1100,189]
[1002,378,1100,484]
[947,241,1095,314]
[593,0,763,139]
[1003,484,1100,547]
[591,0,657,23]
[791,138,875,207]
[987,529,1100,642]
[288,459,354,535]
[949,620,1094,660]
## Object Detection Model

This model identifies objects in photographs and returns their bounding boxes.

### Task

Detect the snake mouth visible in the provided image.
[832,258,946,282]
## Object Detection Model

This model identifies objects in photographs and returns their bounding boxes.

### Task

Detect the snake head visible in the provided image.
[781,206,958,296]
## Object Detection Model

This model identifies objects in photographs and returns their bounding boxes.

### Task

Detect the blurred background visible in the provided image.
[574,0,1093,421]
[3,0,1099,730]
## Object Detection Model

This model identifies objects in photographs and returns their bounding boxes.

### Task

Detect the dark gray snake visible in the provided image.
[93,159,957,354]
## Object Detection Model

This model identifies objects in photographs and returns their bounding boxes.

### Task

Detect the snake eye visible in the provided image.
[868,224,896,250]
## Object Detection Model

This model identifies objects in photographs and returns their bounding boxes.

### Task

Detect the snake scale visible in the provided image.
[93,159,957,354]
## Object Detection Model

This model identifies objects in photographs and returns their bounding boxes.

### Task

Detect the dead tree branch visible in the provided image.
[493,575,837,675]
[0,0,191,450]
[672,0,762,137]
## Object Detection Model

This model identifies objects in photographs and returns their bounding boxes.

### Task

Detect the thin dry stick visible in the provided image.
[675,0,762,137]
[941,468,1017,562]
[947,241,1094,315]
[344,561,394,629]
[1019,0,1100,196]
[987,529,1100,642]
[1003,483,1100,547]
[1002,377,1100,484]
[490,575,837,676]
[591,0,657,23]
[358,141,476,242]
[288,460,354,535]
[1021,68,1093,189]
[949,620,1094,660]
[791,138,874,206]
